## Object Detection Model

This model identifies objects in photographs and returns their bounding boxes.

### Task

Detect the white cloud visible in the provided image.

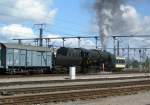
[0,0,96,48]
[0,0,57,23]
[121,5,138,20]
[47,34,96,49]
[0,24,35,42]
[0,25,96,48]
[118,5,150,48]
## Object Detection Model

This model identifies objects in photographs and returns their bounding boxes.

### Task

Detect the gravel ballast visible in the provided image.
[47,91,150,105]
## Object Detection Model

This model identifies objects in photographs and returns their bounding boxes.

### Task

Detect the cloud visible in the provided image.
[0,0,96,49]
[47,34,96,49]
[0,24,96,48]
[118,5,150,48]
[0,0,57,23]
[0,24,35,42]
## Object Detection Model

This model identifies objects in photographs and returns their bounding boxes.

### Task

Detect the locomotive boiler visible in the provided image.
[55,47,119,73]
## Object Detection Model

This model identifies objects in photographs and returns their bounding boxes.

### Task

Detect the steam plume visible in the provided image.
[94,0,125,50]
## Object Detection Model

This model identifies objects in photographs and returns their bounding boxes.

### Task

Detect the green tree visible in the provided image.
[127,59,139,68]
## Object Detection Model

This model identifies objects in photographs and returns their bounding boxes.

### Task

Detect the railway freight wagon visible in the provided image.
[0,43,53,74]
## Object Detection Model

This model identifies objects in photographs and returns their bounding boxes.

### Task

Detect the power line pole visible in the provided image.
[62,38,65,47]
[34,23,46,47]
[117,40,120,56]
[127,44,130,66]
[113,36,116,55]
[78,37,81,48]
[95,36,98,49]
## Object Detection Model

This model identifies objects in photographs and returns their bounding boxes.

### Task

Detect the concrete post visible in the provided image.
[69,66,76,80]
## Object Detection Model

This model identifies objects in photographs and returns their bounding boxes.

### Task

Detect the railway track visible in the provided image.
[0,79,150,95]
[0,78,150,105]
[0,72,149,79]
[0,83,150,105]
[0,75,150,87]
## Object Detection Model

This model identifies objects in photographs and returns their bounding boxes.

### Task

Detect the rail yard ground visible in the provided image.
[0,73,150,105]
[50,91,150,105]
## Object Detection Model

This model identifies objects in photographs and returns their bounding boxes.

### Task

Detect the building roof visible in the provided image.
[0,43,52,51]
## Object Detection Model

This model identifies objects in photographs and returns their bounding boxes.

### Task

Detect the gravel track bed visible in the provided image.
[0,77,150,90]
[1,83,150,105]
[0,74,150,104]
[0,79,150,96]
[50,91,150,105]
[0,76,150,87]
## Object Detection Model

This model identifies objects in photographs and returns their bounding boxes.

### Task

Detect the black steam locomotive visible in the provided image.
[55,47,118,73]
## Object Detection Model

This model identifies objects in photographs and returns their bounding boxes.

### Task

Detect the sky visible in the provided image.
[129,0,150,16]
[46,0,93,35]
[0,0,150,50]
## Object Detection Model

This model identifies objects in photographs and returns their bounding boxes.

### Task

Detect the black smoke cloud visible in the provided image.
[94,0,126,49]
